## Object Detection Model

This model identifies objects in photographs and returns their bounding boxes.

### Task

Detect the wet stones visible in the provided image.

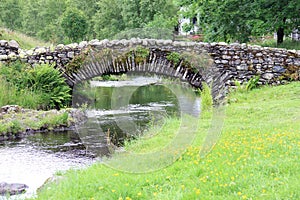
[0,105,22,114]
[0,182,28,196]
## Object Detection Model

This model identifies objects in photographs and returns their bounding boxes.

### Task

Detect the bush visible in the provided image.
[0,62,71,109]
[27,64,71,109]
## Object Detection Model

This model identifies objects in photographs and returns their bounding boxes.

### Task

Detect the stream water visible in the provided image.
[0,76,200,199]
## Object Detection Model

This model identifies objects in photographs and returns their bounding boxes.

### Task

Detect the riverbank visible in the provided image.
[0,105,86,141]
[31,82,300,199]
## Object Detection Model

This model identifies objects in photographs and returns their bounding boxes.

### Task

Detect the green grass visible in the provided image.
[0,27,50,49]
[31,82,300,200]
[0,62,71,110]
[0,77,46,109]
[250,37,300,50]
[0,110,69,136]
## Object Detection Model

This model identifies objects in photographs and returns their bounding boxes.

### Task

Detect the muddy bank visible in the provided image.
[0,105,86,141]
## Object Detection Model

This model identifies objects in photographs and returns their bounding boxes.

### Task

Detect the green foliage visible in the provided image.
[21,0,66,43]
[182,22,193,33]
[113,28,174,40]
[0,28,50,49]
[1,0,299,44]
[93,0,177,40]
[233,76,260,93]
[0,110,70,135]
[134,46,150,60]
[11,120,21,133]
[252,38,300,50]
[0,0,22,30]
[146,14,178,30]
[194,0,300,43]
[0,0,177,42]
[125,46,150,64]
[200,82,213,111]
[0,62,71,109]
[92,0,125,40]
[27,64,71,109]
[198,0,254,42]
[61,8,88,42]
[246,76,260,91]
[65,51,87,74]
[166,52,181,65]
[101,75,117,81]
[0,77,45,109]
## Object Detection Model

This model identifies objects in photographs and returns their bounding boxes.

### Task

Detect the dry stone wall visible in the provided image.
[0,39,299,100]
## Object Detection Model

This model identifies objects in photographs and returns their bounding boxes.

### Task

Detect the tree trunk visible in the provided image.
[277,27,284,45]
[277,17,286,45]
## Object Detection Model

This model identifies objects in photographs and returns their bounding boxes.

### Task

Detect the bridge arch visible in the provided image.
[65,44,213,92]
[1,38,299,101]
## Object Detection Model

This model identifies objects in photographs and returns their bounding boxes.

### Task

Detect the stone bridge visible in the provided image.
[0,39,299,101]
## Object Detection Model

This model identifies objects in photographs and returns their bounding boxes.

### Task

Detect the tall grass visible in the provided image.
[0,78,45,109]
[250,37,300,50]
[31,82,300,200]
[0,62,71,110]
[0,27,51,49]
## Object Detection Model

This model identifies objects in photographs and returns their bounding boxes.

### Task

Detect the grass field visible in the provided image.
[250,37,300,50]
[30,82,300,200]
[0,27,50,49]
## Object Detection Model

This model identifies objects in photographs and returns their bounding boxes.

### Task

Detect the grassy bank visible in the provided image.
[0,62,71,110]
[0,27,50,49]
[250,37,300,50]
[31,82,300,200]
[0,108,69,136]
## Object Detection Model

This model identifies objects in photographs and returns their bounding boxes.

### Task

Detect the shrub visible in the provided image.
[166,52,181,66]
[27,64,71,109]
[0,62,71,110]
[233,76,260,93]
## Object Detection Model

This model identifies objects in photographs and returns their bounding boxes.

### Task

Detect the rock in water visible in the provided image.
[0,182,28,196]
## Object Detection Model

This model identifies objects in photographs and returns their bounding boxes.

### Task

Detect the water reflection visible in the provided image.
[74,76,201,156]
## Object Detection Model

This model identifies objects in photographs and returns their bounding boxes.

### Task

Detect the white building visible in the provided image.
[178,7,199,36]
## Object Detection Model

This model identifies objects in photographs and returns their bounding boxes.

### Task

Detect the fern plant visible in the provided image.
[27,64,71,109]
[245,76,260,91]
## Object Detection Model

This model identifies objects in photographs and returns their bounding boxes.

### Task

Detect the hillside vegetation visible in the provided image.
[0,0,299,44]
[0,27,50,49]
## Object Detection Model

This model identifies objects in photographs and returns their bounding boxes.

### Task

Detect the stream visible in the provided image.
[0,76,200,199]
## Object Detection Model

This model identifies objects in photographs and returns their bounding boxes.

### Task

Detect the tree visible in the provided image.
[198,0,255,43]
[0,0,22,30]
[61,8,88,42]
[93,0,125,39]
[93,0,177,40]
[193,0,300,44]
[36,0,66,42]
[68,0,99,39]
[21,0,67,42]
[256,0,300,44]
